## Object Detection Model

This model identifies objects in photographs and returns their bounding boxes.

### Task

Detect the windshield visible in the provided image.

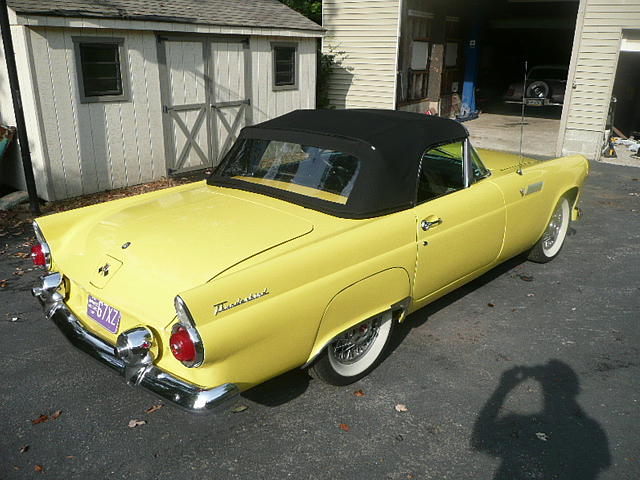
[214,139,361,205]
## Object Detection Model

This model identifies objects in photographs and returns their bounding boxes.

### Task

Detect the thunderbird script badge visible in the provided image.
[214,288,269,315]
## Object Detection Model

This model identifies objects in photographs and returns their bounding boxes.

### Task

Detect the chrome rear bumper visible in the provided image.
[32,272,239,414]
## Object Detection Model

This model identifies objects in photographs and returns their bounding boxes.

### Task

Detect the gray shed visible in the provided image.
[0,0,323,201]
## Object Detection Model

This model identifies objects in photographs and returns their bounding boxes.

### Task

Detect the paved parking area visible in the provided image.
[467,112,561,158]
[1,161,638,479]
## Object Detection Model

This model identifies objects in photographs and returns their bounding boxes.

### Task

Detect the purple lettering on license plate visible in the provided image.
[87,295,121,334]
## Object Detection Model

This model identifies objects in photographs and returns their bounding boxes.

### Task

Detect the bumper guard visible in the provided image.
[32,272,239,414]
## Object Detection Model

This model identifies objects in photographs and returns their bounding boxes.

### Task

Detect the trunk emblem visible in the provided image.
[98,263,110,276]
[122,242,131,249]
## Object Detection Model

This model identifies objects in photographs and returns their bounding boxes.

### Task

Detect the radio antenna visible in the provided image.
[517,60,528,175]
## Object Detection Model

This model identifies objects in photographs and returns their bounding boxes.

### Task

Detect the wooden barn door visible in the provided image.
[159,36,251,175]
[210,39,252,162]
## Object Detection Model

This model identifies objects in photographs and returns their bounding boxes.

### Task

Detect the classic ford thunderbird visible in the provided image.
[32,109,588,413]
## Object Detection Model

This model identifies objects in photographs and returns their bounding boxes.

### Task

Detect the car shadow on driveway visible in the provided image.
[471,360,611,479]
[241,369,312,407]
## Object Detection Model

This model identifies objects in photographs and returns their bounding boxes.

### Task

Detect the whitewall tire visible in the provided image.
[310,311,395,385]
[528,197,570,263]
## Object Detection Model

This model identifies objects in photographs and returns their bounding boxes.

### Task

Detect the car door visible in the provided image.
[412,140,506,303]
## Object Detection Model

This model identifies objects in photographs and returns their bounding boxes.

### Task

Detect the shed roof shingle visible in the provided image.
[7,0,323,32]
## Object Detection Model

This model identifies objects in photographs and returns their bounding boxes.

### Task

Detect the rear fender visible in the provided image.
[304,268,411,366]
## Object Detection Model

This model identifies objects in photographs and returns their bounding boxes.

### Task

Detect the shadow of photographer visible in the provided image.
[471,360,610,480]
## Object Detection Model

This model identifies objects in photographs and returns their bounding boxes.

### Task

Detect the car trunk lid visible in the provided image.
[50,185,313,338]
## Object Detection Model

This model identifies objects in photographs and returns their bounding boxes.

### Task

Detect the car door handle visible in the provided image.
[421,217,443,231]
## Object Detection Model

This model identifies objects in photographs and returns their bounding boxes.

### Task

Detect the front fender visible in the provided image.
[305,268,411,365]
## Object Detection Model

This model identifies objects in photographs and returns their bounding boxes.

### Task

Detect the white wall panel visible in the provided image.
[28,27,166,199]
[559,0,640,159]
[248,36,316,125]
[322,0,400,109]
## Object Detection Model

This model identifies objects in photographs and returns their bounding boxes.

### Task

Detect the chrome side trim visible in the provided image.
[523,181,544,196]
[32,273,239,414]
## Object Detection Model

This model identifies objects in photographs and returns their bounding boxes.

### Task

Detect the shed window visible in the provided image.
[272,44,297,90]
[74,38,129,103]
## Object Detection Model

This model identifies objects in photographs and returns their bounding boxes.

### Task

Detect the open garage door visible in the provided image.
[463,0,579,158]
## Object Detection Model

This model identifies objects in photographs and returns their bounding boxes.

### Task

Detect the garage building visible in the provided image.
[0,0,322,201]
[323,0,640,160]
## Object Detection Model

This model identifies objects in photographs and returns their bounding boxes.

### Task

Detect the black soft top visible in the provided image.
[208,109,468,218]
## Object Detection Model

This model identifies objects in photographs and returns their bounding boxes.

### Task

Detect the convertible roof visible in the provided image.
[250,109,468,149]
[209,109,469,218]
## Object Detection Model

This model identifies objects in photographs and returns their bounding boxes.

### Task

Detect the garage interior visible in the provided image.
[398,0,580,157]
[460,0,579,157]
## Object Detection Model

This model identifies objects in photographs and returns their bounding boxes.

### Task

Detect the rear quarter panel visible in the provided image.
[166,210,417,391]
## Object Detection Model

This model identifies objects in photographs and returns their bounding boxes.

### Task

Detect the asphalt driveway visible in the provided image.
[1,161,638,479]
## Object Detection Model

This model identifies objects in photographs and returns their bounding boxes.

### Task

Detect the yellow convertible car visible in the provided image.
[31,109,588,413]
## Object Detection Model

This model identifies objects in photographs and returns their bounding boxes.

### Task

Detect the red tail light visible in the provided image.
[31,244,46,266]
[170,326,196,362]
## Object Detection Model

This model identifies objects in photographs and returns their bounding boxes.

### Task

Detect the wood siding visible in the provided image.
[322,0,400,109]
[559,0,640,159]
[249,36,316,123]
[25,27,316,200]
[28,27,165,200]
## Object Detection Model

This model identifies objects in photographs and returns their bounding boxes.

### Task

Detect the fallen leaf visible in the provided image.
[353,389,365,397]
[395,404,408,413]
[19,445,29,453]
[535,432,548,441]
[487,302,495,307]
[127,419,146,428]
[34,465,44,473]
[230,404,248,413]
[31,414,48,425]
[145,404,164,414]
[13,252,30,258]
[51,410,62,420]
[517,274,534,282]
[65,456,75,459]
[339,423,350,432]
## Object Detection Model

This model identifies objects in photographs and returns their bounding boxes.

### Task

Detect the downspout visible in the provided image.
[0,0,39,214]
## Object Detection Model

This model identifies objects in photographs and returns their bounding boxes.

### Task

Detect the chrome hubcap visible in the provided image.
[331,318,380,364]
[542,205,564,250]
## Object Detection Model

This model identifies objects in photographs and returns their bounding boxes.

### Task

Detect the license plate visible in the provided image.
[87,295,121,334]
[525,98,544,106]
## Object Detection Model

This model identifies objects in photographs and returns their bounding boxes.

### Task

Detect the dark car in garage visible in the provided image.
[503,65,569,106]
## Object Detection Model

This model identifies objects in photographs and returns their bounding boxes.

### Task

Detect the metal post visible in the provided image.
[0,0,40,214]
